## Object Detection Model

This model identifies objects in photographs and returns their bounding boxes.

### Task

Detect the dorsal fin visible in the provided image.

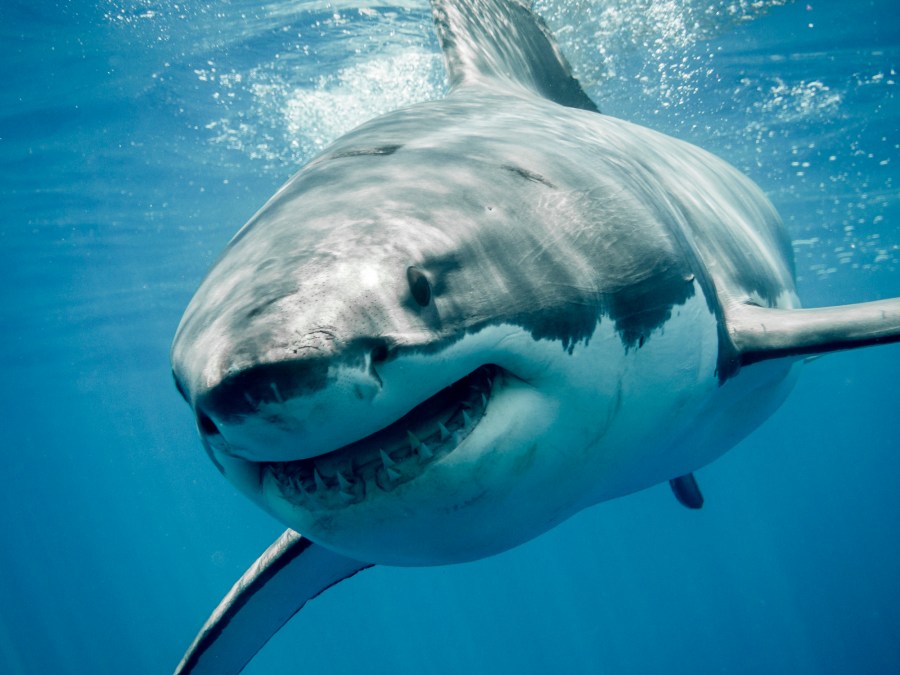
[725,296,900,368]
[430,0,599,111]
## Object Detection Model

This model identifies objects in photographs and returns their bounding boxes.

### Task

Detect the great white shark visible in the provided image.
[170,0,900,672]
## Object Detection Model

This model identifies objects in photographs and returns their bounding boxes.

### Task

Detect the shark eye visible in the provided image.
[406,266,431,307]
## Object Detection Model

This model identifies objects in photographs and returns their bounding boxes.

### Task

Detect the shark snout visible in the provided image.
[190,343,390,462]
[199,358,333,422]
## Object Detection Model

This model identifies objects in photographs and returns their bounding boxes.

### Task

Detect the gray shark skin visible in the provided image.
[170,0,900,672]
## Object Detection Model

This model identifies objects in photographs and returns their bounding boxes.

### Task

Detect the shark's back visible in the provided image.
[430,0,798,374]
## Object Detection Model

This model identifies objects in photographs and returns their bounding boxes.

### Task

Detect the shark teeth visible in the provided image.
[269,364,500,504]
[291,473,308,495]
[313,468,327,492]
[270,381,284,403]
[380,449,396,469]
[336,470,351,491]
[407,430,421,450]
[417,442,433,462]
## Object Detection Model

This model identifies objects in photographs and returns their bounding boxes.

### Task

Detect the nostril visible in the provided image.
[197,411,220,436]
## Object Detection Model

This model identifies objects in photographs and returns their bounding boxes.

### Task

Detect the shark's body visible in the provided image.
[170,0,900,672]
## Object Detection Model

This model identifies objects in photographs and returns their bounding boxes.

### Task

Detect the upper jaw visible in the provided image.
[190,328,529,465]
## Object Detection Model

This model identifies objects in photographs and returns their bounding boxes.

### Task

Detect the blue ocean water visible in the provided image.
[1,0,899,672]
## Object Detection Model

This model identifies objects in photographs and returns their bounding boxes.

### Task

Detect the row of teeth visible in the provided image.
[269,368,495,508]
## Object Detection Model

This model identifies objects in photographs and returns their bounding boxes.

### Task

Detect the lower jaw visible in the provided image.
[264,365,501,511]
[261,467,520,566]
[257,376,564,566]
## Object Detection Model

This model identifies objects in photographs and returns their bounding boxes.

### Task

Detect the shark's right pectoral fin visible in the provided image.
[670,473,704,509]
[725,296,900,368]
[175,530,372,675]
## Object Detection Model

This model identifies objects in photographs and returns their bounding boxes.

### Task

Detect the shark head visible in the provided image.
[171,97,730,565]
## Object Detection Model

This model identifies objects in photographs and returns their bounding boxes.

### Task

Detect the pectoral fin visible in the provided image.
[175,530,372,675]
[670,473,704,509]
[725,296,900,368]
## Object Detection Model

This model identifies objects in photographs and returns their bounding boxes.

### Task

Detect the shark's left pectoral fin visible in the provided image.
[725,296,900,368]
[175,530,372,675]
[670,473,704,509]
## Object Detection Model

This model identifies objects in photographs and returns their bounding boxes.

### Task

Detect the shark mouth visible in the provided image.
[266,364,500,509]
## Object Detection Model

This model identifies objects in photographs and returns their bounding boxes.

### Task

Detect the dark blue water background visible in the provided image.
[1,0,898,672]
